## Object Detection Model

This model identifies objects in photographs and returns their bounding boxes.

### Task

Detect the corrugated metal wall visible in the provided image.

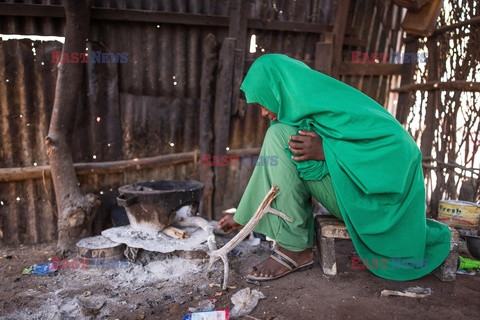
[0,0,403,246]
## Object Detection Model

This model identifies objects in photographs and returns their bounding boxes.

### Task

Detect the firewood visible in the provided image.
[163,226,189,239]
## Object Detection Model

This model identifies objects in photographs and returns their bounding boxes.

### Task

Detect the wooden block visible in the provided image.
[163,226,189,239]
[316,216,350,239]
[77,235,125,259]
[319,237,337,275]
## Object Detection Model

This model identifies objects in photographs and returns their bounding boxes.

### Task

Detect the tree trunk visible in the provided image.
[46,0,98,251]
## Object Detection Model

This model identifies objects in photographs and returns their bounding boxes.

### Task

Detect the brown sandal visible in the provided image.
[246,249,313,282]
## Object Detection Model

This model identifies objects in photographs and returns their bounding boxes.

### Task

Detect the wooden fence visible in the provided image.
[0,0,404,245]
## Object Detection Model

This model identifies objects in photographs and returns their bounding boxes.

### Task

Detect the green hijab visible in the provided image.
[240,54,450,280]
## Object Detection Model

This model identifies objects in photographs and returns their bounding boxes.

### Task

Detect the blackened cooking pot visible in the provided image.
[117,180,203,232]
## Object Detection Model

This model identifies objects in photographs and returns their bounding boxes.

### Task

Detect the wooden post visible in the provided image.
[228,0,248,116]
[421,38,442,216]
[395,38,420,124]
[45,0,99,251]
[420,41,439,160]
[331,0,350,78]
[213,38,236,219]
[199,33,218,220]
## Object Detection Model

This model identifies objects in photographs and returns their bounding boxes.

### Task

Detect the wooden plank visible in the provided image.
[0,3,65,17]
[248,19,331,34]
[92,8,229,27]
[401,0,443,37]
[314,33,333,74]
[317,217,350,239]
[391,81,480,93]
[0,3,229,26]
[0,3,332,34]
[343,36,368,47]
[339,62,403,76]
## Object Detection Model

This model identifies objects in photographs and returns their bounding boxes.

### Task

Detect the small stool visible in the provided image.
[315,216,350,276]
[314,216,459,280]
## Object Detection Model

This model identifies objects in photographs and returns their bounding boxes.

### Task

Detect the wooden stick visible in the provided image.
[391,81,480,93]
[163,226,189,239]
[208,185,292,290]
[0,147,262,183]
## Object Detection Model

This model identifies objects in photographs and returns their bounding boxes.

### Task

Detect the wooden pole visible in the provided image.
[213,38,236,219]
[395,38,419,124]
[199,33,218,219]
[228,0,248,117]
[0,148,261,183]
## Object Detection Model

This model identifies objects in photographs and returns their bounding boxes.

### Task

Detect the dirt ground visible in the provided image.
[1,235,480,320]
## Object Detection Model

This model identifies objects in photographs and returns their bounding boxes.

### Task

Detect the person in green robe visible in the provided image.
[217,53,451,281]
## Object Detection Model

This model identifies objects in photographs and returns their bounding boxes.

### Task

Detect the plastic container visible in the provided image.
[437,200,480,229]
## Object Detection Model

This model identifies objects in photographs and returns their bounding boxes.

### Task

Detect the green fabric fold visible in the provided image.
[283,119,329,181]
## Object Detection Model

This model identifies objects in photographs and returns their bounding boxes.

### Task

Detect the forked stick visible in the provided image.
[208,185,293,290]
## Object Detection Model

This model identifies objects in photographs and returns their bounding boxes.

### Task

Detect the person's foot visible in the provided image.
[216,213,243,234]
[248,246,313,280]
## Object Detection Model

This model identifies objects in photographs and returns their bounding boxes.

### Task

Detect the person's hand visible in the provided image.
[217,213,243,234]
[288,130,325,161]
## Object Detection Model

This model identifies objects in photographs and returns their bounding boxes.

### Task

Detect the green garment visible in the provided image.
[234,123,342,252]
[237,53,450,281]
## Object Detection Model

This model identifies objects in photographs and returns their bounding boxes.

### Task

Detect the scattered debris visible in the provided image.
[245,233,261,247]
[77,298,105,316]
[380,286,432,299]
[188,298,216,312]
[230,288,266,318]
[456,269,476,275]
[22,263,57,275]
